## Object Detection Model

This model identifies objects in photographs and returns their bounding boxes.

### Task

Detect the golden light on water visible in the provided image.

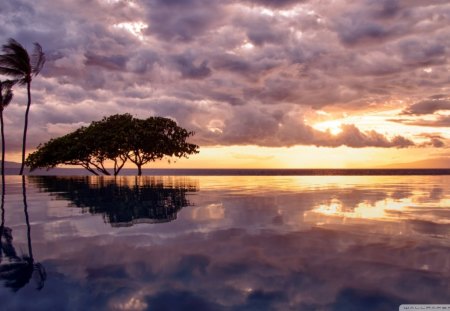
[306,197,450,224]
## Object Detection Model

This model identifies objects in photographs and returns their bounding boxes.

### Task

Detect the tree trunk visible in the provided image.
[137,164,142,176]
[19,83,31,175]
[1,110,5,177]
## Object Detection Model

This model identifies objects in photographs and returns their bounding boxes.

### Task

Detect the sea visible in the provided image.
[0,171,449,310]
[5,167,450,176]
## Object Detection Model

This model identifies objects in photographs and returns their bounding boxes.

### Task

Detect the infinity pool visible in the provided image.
[1,175,449,310]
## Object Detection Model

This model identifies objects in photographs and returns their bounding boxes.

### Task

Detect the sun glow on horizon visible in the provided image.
[313,120,343,135]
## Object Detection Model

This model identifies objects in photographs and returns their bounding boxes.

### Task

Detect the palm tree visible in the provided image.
[0,80,15,176]
[0,38,45,175]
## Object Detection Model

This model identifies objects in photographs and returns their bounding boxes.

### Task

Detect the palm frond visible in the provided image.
[2,90,14,108]
[0,67,26,81]
[1,79,17,89]
[0,38,32,81]
[0,80,15,108]
[2,38,30,66]
[0,54,29,72]
[0,66,25,79]
[31,42,45,76]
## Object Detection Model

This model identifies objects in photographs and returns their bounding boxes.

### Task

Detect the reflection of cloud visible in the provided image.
[17,225,448,310]
[191,203,224,221]
[2,176,449,309]
[307,188,450,233]
[330,287,403,311]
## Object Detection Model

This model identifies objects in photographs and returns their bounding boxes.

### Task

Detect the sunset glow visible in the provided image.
[1,0,449,168]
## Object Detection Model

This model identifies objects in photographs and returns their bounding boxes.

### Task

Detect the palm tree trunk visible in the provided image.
[19,82,31,175]
[1,110,5,177]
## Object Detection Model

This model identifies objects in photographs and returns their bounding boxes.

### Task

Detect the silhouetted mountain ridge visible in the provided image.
[0,161,21,168]
[378,157,450,169]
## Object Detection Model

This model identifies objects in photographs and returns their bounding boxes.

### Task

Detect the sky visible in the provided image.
[1,0,450,168]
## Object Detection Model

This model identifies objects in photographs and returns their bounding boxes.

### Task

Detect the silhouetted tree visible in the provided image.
[127,117,199,175]
[84,114,133,175]
[26,114,199,175]
[0,38,45,175]
[26,116,132,175]
[26,127,102,175]
[0,80,15,176]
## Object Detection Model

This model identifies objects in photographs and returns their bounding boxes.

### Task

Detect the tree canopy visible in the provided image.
[26,114,199,175]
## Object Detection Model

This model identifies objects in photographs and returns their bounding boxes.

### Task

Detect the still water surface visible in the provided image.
[0,175,449,310]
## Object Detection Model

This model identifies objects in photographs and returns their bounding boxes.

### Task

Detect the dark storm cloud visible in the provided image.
[331,0,403,46]
[85,53,128,71]
[142,0,226,42]
[391,95,450,131]
[423,137,445,148]
[172,53,212,79]
[126,48,159,74]
[1,0,450,153]
[402,98,450,115]
[198,106,415,148]
[393,116,450,128]
[241,0,307,9]
[232,10,290,47]
[399,40,447,67]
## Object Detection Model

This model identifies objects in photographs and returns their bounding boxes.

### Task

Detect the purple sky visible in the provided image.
[1,0,449,163]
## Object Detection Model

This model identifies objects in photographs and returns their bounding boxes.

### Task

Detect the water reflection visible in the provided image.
[30,176,199,227]
[0,176,46,292]
[301,180,450,237]
[0,175,448,310]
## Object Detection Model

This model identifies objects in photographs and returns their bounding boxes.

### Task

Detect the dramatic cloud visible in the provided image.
[391,95,450,134]
[402,96,450,115]
[241,0,308,9]
[198,106,414,148]
[1,0,450,154]
[393,115,450,128]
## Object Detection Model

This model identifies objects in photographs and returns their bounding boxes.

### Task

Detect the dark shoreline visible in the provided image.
[4,168,450,176]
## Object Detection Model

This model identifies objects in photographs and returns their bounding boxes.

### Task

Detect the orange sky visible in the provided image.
[1,0,450,169]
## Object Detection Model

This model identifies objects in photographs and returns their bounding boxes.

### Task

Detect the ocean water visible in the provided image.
[0,175,449,310]
[6,167,450,176]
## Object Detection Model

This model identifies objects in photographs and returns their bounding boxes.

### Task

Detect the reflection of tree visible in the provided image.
[30,176,198,227]
[0,176,46,292]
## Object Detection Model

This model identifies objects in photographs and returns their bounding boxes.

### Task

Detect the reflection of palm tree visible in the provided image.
[0,80,15,176]
[31,176,198,227]
[0,38,45,175]
[0,176,46,291]
[1,172,6,257]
